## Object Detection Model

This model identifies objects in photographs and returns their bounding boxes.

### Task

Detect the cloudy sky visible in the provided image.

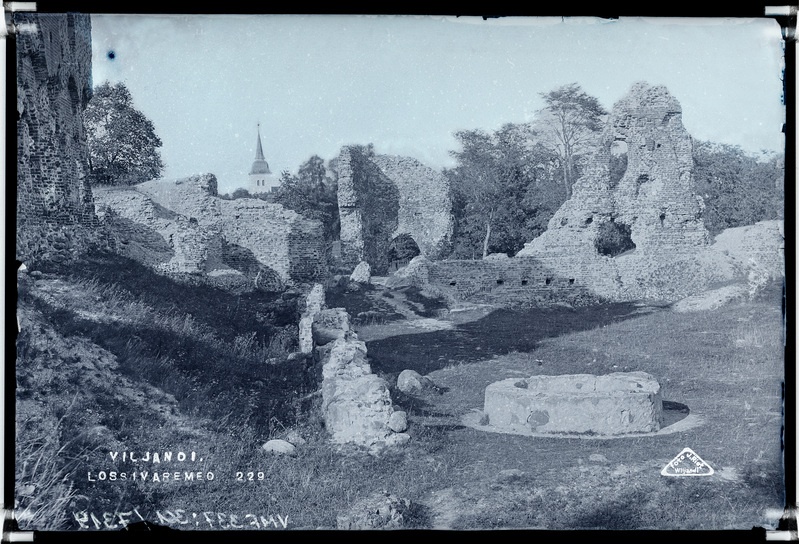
[90,15,785,195]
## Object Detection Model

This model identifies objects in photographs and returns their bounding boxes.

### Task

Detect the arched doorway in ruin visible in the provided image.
[387,233,421,274]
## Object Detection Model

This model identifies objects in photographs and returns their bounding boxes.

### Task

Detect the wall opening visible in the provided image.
[609,140,628,188]
[545,277,551,286]
[659,212,666,226]
[387,233,420,273]
[585,216,593,226]
[569,278,575,285]
[521,279,528,286]
[496,279,504,286]
[594,220,636,257]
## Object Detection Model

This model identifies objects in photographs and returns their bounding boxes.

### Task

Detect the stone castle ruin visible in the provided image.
[515,82,720,300]
[336,146,454,274]
[95,175,327,291]
[414,82,783,306]
[16,13,100,266]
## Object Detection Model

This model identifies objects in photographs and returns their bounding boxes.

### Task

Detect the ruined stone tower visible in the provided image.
[248,124,278,193]
[515,82,722,301]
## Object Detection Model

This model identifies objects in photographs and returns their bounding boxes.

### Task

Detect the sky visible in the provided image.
[90,15,786,195]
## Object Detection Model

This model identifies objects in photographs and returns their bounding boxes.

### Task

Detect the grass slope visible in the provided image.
[15,256,786,531]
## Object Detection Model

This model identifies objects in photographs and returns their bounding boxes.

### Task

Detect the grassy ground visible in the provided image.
[15,257,786,531]
[365,281,786,530]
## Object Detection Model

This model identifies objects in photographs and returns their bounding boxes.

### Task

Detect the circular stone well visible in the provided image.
[483,372,663,436]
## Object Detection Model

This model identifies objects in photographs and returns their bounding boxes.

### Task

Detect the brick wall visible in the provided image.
[16,13,99,265]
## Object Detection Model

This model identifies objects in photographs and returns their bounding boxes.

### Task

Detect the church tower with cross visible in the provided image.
[249,124,279,193]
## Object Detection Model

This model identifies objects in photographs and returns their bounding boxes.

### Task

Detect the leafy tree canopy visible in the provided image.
[446,123,564,258]
[84,81,164,186]
[533,82,607,199]
[693,140,784,236]
[274,155,340,242]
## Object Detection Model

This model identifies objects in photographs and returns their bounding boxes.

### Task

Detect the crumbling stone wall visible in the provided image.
[371,154,454,260]
[513,82,729,302]
[96,174,327,289]
[16,13,99,265]
[94,186,226,273]
[411,83,782,307]
[299,284,409,452]
[337,147,453,274]
[427,257,602,308]
[220,198,327,284]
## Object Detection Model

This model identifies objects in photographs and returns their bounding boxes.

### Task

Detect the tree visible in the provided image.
[446,123,562,258]
[84,81,164,185]
[693,140,784,235]
[274,155,340,241]
[533,83,606,199]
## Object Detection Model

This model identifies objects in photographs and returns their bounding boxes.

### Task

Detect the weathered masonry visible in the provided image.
[95,174,327,291]
[337,146,453,274]
[410,82,783,307]
[16,13,99,265]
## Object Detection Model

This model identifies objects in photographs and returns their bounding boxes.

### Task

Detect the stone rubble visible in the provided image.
[300,283,409,452]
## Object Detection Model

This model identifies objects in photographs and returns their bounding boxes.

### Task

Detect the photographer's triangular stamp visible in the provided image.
[661,447,714,477]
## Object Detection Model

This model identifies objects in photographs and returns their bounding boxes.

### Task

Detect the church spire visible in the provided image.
[254,122,265,161]
[249,123,271,175]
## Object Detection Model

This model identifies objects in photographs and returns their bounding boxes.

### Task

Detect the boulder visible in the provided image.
[385,255,431,289]
[388,411,408,433]
[397,369,436,395]
[261,439,296,456]
[350,261,371,284]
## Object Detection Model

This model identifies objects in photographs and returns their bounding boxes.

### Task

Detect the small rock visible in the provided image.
[514,380,528,389]
[285,430,306,445]
[397,369,435,395]
[479,412,490,426]
[383,432,410,448]
[496,469,526,483]
[336,492,412,530]
[30,270,43,278]
[350,261,371,284]
[589,453,608,464]
[286,352,306,362]
[388,411,408,433]
[262,439,296,456]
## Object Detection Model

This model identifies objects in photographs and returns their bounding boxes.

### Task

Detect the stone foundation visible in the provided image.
[483,372,663,435]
